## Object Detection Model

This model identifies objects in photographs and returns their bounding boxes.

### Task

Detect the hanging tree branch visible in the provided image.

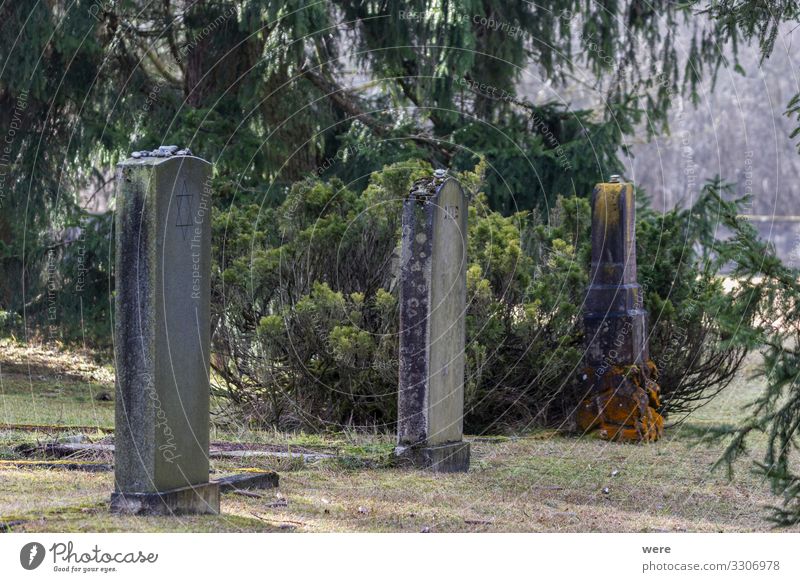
[301,66,453,162]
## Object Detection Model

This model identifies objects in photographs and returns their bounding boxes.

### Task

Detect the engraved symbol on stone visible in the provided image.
[175,180,193,240]
[444,204,460,220]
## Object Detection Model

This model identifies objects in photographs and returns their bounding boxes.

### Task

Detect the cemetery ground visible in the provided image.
[1,340,797,533]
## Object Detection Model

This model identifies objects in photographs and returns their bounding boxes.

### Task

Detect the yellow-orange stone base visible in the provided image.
[576,362,664,442]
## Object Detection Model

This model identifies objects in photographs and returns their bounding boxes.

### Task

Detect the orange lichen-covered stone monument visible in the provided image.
[576,176,663,442]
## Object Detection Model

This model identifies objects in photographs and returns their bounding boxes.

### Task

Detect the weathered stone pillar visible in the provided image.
[576,176,663,442]
[111,146,219,514]
[396,170,470,472]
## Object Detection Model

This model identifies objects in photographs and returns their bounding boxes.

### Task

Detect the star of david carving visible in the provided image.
[175,180,193,240]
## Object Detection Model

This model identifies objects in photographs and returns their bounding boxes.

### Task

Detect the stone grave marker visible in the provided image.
[111,146,219,514]
[577,176,663,442]
[396,170,470,472]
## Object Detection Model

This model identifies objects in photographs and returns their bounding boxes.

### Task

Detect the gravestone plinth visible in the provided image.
[577,177,663,442]
[396,172,470,472]
[111,147,219,514]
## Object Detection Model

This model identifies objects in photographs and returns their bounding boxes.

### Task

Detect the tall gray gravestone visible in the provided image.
[395,171,470,472]
[111,146,219,514]
[576,176,663,442]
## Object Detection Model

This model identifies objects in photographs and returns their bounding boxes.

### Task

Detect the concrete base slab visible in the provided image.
[0,459,112,472]
[110,482,220,515]
[214,471,279,493]
[211,450,332,462]
[395,441,470,473]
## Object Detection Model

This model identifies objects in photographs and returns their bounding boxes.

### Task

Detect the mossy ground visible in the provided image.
[0,340,796,532]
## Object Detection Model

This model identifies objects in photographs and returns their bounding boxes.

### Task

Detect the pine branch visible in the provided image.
[138,39,183,86]
[301,66,452,161]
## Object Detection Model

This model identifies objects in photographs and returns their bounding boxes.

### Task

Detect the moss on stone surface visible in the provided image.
[577,362,664,442]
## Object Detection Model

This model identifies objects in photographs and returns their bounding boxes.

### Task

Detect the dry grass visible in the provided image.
[0,342,796,533]
[0,339,114,428]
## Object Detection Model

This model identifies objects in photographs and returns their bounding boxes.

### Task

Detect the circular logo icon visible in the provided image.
[20,542,46,570]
